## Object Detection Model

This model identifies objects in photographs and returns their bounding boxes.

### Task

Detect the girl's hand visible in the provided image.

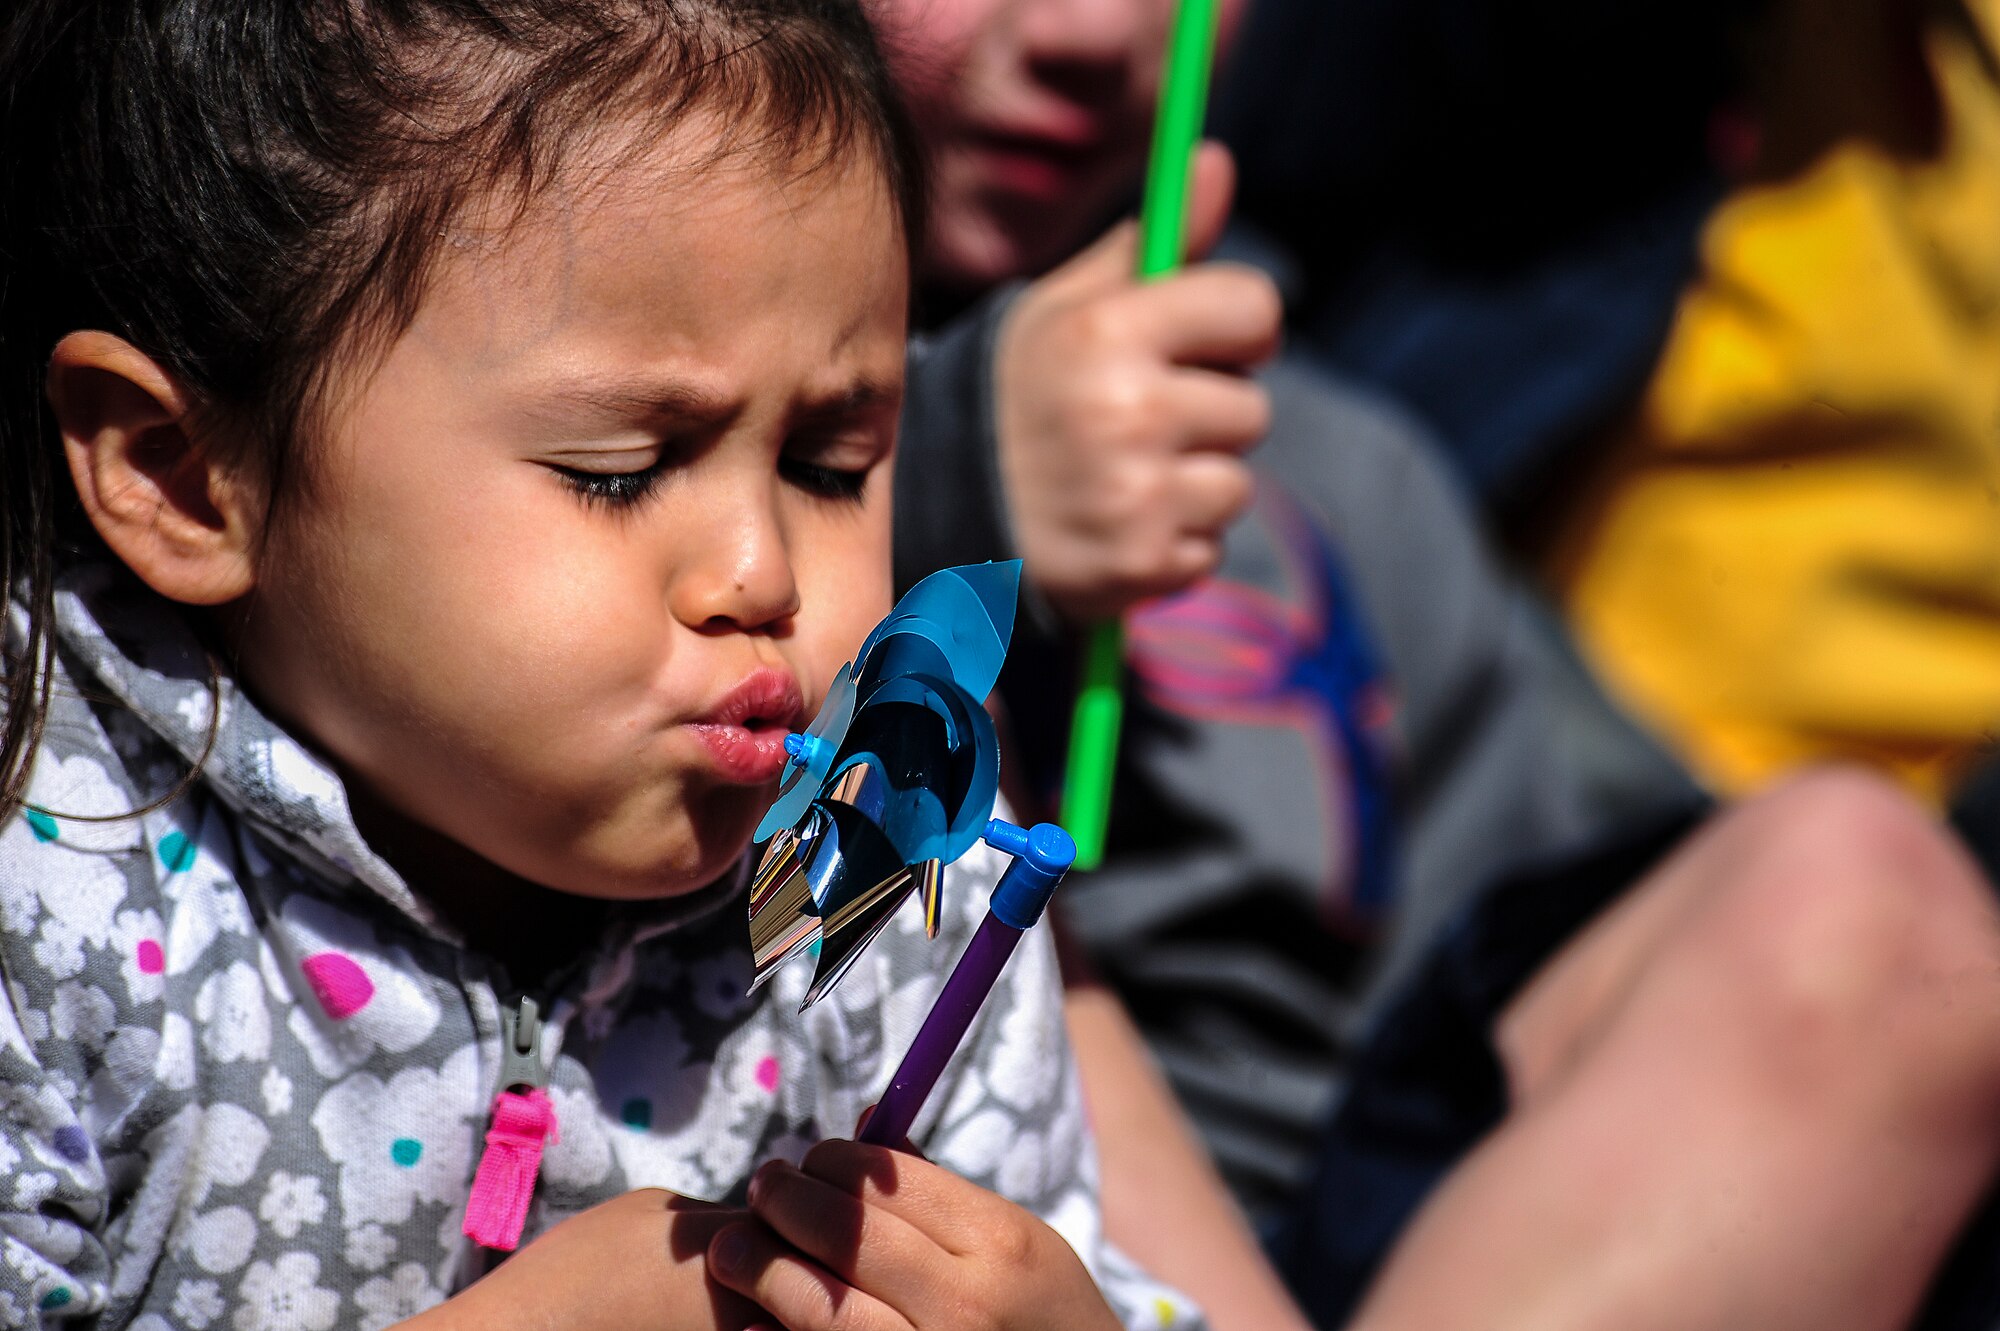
[402,1189,766,1331]
[706,1141,1125,1331]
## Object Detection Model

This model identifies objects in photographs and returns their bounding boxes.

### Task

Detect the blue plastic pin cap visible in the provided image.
[784,733,825,771]
[983,819,1077,930]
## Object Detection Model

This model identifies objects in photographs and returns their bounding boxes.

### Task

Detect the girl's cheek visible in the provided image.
[816,571,891,677]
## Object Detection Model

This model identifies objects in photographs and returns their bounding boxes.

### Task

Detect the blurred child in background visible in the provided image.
[874,1,2000,1328]
[1543,0,2000,805]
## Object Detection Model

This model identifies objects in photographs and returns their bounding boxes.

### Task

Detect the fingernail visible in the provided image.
[712,1227,749,1274]
[747,1161,778,1206]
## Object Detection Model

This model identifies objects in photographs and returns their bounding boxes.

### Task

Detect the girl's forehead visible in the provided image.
[375,138,907,416]
[449,110,899,249]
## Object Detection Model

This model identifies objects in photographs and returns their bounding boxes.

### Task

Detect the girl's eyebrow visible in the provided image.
[518,370,900,432]
[528,374,739,426]
[792,375,902,425]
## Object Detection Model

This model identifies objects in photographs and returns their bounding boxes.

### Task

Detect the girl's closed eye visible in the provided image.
[548,442,879,510]
[782,454,871,502]
[782,417,892,504]
[549,448,674,510]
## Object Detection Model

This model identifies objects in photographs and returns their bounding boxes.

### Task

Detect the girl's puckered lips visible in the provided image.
[686,668,809,785]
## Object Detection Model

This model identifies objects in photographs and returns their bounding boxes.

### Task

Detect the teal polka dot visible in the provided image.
[157,831,196,873]
[39,1287,71,1311]
[23,809,57,843]
[390,1137,423,1168]
[620,1098,653,1130]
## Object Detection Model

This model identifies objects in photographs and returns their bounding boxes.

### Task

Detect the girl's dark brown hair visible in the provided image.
[0,0,926,820]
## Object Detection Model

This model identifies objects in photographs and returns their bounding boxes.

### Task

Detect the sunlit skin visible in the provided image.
[874,0,1246,292]
[230,128,906,939]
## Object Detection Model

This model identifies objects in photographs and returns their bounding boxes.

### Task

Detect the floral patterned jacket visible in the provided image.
[0,566,1198,1331]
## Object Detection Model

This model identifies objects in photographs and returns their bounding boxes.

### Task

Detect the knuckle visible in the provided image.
[1080,375,1168,451]
[1096,465,1160,533]
[989,1212,1041,1270]
[939,1289,991,1331]
[1069,298,1134,353]
[795,1276,846,1331]
[1124,461,1172,513]
[801,1139,846,1179]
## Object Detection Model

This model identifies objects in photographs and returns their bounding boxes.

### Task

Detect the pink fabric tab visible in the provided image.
[463,1087,560,1252]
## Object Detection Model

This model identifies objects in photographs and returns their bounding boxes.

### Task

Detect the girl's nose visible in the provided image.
[670,503,801,635]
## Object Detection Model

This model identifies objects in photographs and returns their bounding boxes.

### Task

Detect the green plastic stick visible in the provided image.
[1059,0,1220,872]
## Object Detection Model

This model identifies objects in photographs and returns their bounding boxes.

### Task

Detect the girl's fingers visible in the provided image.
[747,1160,941,1298]
[708,1221,913,1331]
[850,1105,926,1158]
[799,1140,998,1256]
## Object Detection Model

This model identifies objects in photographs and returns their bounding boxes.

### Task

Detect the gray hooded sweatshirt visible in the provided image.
[0,564,1197,1330]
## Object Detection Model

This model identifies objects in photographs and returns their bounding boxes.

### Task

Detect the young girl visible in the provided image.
[0,3,1197,1328]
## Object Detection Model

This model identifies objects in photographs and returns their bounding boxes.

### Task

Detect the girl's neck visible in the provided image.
[345,785,615,991]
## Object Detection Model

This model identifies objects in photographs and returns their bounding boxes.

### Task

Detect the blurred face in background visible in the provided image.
[874,0,1248,293]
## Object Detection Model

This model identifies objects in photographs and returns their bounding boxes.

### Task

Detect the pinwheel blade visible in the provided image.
[802,865,919,1009]
[748,836,818,987]
[917,858,943,939]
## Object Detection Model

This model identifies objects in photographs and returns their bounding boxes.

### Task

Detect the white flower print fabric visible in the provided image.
[0,567,1202,1329]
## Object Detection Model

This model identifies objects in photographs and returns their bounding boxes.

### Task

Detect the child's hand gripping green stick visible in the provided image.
[1058,0,1221,872]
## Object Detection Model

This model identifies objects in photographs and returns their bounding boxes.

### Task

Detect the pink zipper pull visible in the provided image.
[464,997,560,1252]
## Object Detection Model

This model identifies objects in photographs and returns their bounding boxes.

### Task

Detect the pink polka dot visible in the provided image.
[301,952,375,1020]
[755,1056,780,1093]
[134,940,164,975]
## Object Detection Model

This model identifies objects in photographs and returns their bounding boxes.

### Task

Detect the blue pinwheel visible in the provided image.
[748,561,1020,1007]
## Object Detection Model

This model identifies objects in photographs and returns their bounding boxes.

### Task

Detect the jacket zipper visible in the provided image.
[498,995,548,1096]
[462,995,561,1253]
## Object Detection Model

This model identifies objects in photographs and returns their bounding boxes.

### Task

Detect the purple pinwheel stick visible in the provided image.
[859,819,1075,1148]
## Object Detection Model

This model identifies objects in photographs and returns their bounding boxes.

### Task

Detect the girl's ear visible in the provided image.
[48,331,262,606]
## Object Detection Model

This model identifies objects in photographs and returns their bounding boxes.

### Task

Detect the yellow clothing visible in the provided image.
[1545,6,2000,803]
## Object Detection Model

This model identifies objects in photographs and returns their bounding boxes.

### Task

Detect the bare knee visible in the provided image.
[1723,767,1994,981]
[1500,766,2000,1113]
[1669,767,2000,1106]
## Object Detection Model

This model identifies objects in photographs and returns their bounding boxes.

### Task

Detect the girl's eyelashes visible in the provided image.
[547,439,876,511]
[782,420,885,504]
[781,456,871,503]
[551,454,672,510]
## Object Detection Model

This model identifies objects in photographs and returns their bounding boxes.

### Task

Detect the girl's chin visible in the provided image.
[551,858,743,903]
[583,819,764,901]
[505,780,774,902]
